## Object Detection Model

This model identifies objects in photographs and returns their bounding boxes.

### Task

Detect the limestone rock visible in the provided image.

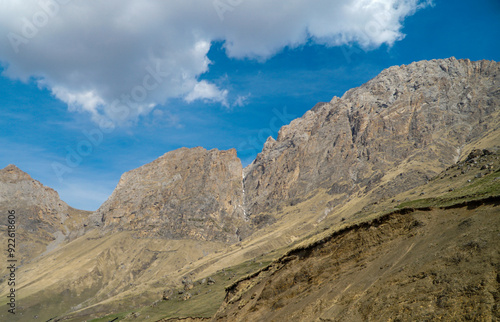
[244,58,500,216]
[91,147,248,243]
[207,276,216,285]
[465,149,492,161]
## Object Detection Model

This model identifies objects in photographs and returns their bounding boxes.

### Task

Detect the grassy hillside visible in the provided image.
[88,257,274,322]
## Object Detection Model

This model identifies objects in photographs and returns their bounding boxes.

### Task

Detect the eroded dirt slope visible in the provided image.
[215,200,500,321]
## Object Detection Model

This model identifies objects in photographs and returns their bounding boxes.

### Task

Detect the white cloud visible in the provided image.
[51,86,103,115]
[0,0,431,124]
[185,80,229,106]
[233,94,250,108]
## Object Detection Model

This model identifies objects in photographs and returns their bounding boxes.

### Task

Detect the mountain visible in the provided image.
[244,58,500,217]
[89,147,248,243]
[98,146,500,322]
[0,58,498,321]
[0,164,90,266]
[214,148,500,321]
[81,58,500,246]
[94,57,500,241]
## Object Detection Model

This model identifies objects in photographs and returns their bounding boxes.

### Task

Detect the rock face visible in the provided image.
[0,165,65,216]
[244,58,500,216]
[92,147,247,243]
[0,165,89,262]
[90,58,500,243]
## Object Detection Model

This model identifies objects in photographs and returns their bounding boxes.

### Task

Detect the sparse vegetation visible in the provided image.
[90,258,273,322]
[397,157,500,209]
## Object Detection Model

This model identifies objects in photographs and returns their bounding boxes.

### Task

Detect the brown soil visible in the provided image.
[157,318,211,322]
[214,200,500,321]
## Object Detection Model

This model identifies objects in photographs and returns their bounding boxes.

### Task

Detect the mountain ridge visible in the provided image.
[88,146,248,243]
[0,164,90,276]
[0,57,499,321]
[243,57,499,216]
[82,57,500,246]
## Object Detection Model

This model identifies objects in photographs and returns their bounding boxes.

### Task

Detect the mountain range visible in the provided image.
[0,57,499,321]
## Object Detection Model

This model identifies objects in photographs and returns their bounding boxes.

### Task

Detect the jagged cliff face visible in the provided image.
[244,58,500,216]
[90,58,500,243]
[92,147,247,243]
[0,165,89,263]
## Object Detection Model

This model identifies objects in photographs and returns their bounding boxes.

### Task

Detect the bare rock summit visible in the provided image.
[0,164,89,263]
[91,147,248,243]
[244,58,500,216]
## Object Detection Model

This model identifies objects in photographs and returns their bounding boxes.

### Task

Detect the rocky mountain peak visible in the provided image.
[0,164,63,210]
[243,58,500,216]
[0,164,33,182]
[87,58,499,243]
[0,164,90,263]
[92,146,248,242]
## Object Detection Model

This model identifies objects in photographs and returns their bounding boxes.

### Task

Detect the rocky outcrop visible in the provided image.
[0,165,90,262]
[244,58,500,216]
[0,165,66,216]
[92,147,248,243]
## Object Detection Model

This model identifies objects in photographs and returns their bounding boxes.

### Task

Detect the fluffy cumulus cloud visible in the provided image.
[0,0,431,125]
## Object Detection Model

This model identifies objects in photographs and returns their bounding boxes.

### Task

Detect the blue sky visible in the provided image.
[0,0,499,210]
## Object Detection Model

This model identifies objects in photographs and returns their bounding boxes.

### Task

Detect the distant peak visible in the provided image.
[0,164,33,181]
[3,164,25,172]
